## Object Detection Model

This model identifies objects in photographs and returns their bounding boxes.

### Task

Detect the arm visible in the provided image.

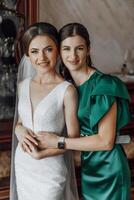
[64,85,80,139]
[65,101,117,151]
[27,148,65,160]
[62,84,80,162]
[39,101,117,151]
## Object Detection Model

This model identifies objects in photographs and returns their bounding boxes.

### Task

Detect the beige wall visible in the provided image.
[39,0,134,74]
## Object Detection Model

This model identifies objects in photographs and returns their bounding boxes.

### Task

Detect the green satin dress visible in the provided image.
[77,70,131,200]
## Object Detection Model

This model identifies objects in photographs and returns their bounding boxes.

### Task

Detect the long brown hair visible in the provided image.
[59,23,93,83]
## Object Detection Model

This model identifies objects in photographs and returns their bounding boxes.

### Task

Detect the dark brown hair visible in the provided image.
[59,23,92,83]
[22,22,59,56]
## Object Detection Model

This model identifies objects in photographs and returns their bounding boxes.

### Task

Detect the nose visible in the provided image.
[69,50,77,60]
[38,50,47,60]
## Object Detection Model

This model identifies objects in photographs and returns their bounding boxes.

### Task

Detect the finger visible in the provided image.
[23,142,31,153]
[23,138,36,150]
[28,129,36,137]
[26,134,38,145]
[20,143,25,152]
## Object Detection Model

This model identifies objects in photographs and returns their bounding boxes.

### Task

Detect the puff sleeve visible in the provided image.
[89,75,131,130]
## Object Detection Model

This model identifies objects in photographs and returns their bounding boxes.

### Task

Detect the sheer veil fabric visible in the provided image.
[10,54,79,200]
[10,55,35,200]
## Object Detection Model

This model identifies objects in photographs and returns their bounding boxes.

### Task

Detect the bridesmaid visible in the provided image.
[38,23,131,200]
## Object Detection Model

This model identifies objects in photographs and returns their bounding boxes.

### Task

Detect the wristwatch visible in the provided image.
[58,137,65,149]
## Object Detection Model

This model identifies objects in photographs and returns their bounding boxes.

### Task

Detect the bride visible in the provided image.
[10,22,79,200]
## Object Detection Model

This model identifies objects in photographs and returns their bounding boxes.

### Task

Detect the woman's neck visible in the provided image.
[34,70,58,85]
[70,66,93,86]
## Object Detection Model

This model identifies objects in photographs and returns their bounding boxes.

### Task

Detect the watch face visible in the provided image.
[58,142,65,149]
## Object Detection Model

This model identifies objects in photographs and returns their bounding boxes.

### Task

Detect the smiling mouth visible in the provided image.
[68,61,79,65]
[39,62,49,66]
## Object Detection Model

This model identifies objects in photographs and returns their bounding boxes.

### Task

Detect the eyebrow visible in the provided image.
[62,44,85,47]
[29,45,53,50]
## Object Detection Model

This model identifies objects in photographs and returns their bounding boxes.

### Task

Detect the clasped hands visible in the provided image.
[17,127,58,159]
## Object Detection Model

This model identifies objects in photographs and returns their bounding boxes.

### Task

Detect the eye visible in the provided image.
[29,50,38,54]
[46,47,53,52]
[77,47,84,50]
[62,47,70,51]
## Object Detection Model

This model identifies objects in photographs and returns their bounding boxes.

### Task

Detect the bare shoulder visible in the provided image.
[65,84,77,97]
[64,84,78,103]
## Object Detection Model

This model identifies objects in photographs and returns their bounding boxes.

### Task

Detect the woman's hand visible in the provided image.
[15,124,38,152]
[36,132,59,149]
[27,147,44,160]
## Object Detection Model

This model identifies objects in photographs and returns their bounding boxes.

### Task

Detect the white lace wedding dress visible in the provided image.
[14,78,77,200]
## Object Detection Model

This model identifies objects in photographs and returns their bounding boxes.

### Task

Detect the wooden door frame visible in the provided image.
[25,0,39,26]
[17,0,39,28]
[15,0,39,62]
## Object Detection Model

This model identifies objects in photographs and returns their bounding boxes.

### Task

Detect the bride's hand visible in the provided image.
[15,125,38,152]
[36,132,59,149]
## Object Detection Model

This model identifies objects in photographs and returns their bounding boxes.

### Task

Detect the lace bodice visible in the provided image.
[18,78,71,135]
